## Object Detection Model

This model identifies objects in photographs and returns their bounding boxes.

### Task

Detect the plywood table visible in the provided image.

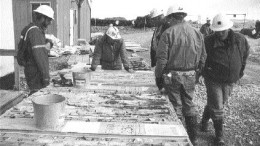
[0,69,192,146]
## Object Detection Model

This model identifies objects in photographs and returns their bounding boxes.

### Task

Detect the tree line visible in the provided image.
[91,15,159,28]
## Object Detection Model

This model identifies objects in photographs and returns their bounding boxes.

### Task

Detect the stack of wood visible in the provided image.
[125,41,148,52]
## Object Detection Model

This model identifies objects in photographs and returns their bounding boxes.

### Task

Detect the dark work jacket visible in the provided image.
[91,35,130,70]
[203,30,250,83]
[155,21,207,78]
[200,23,214,37]
[22,23,50,90]
[150,22,170,67]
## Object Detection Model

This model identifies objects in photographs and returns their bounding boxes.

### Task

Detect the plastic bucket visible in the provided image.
[32,94,66,130]
[72,72,90,88]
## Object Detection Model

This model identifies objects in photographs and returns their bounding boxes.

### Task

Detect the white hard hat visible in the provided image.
[150,8,163,18]
[34,5,54,20]
[106,26,121,40]
[166,6,187,16]
[210,13,233,31]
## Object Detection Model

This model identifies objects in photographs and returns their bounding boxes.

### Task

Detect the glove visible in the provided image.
[156,77,164,90]
[239,65,245,78]
[46,39,54,49]
[124,66,130,72]
[43,78,50,87]
[90,67,96,71]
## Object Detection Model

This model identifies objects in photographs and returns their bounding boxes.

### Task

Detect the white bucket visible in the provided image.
[32,94,66,130]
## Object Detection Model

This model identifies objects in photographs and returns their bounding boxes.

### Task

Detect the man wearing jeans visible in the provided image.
[155,6,206,145]
[201,13,250,145]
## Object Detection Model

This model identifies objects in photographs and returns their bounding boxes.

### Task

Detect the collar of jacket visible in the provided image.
[205,23,211,27]
[168,19,185,27]
[213,29,235,48]
[104,35,116,45]
[32,22,45,33]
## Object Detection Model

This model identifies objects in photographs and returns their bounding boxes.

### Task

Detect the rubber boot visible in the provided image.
[213,119,225,146]
[185,116,198,146]
[201,106,211,132]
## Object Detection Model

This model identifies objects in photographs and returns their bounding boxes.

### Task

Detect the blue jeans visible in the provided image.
[164,72,198,119]
[204,78,233,120]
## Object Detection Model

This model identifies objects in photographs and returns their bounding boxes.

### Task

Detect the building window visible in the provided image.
[30,2,51,21]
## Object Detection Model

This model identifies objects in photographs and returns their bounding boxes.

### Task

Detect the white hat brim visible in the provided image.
[108,34,121,40]
[210,21,233,31]
[33,9,54,20]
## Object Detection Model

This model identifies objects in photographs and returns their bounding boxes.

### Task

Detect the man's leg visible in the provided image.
[205,79,230,145]
[181,75,198,146]
[164,74,184,123]
[201,105,211,132]
[24,66,43,95]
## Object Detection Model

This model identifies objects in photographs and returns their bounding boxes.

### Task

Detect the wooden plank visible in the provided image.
[46,85,157,94]
[2,90,179,124]
[59,65,156,89]
[67,54,90,65]
[0,90,26,115]
[0,130,191,145]
[0,119,186,138]
[0,89,190,145]
[0,49,16,56]
[126,47,149,52]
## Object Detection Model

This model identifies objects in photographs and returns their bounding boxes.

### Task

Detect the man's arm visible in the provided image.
[119,40,130,70]
[155,32,169,77]
[150,30,157,67]
[29,29,50,86]
[240,37,250,78]
[199,34,207,72]
[155,32,169,90]
[90,39,102,71]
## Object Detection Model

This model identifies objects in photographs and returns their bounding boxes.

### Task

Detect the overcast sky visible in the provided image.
[91,0,260,20]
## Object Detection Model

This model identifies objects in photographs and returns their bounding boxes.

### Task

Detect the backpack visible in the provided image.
[17,25,38,66]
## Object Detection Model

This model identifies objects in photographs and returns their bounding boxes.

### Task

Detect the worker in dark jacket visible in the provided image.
[155,6,207,146]
[90,26,131,71]
[200,13,249,146]
[150,8,165,68]
[21,5,54,94]
[200,18,214,37]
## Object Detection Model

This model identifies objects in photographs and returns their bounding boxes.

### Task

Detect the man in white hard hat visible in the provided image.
[150,8,174,92]
[90,26,132,72]
[155,6,207,146]
[200,17,214,37]
[17,5,54,95]
[200,13,249,145]
[150,8,165,68]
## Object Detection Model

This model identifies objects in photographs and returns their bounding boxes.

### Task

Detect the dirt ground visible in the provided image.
[121,29,260,146]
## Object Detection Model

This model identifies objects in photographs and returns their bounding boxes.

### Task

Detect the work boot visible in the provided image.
[201,106,211,132]
[213,119,225,146]
[185,116,199,146]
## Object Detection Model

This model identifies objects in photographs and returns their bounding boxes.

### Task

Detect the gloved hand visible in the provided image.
[125,66,130,71]
[46,39,53,50]
[239,64,246,78]
[90,67,96,71]
[156,77,164,90]
[43,78,50,88]
[159,87,166,95]
[125,67,134,73]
